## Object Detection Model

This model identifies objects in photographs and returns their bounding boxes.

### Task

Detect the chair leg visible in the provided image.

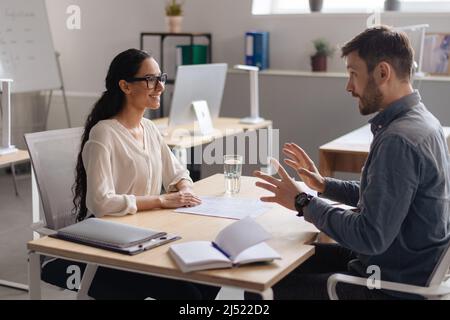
[10,164,19,196]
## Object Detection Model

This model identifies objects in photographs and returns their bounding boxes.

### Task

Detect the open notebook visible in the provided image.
[169,217,281,272]
[50,218,180,255]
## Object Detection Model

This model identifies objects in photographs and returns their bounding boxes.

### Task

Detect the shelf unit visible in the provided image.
[139,32,212,118]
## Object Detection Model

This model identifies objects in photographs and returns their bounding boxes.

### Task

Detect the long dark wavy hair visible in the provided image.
[72,49,151,222]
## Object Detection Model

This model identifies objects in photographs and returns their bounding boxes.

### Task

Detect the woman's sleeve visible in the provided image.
[82,141,137,217]
[160,141,193,192]
[150,122,193,192]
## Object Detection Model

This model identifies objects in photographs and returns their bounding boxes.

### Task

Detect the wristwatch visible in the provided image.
[295,192,314,217]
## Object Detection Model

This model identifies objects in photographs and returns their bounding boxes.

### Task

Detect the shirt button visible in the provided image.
[378,125,382,129]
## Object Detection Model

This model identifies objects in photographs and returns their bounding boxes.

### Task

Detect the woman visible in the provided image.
[75,49,201,219]
[42,49,219,300]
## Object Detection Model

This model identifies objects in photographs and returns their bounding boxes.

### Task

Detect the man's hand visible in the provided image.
[254,158,304,211]
[283,143,326,193]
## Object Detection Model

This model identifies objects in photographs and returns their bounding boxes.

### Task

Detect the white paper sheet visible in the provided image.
[174,196,271,220]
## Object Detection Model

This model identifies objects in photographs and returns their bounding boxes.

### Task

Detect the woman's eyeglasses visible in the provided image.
[126,73,168,89]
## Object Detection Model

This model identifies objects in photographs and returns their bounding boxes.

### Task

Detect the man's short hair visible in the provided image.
[341,26,414,81]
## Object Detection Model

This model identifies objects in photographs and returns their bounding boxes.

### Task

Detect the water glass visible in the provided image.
[224,155,243,194]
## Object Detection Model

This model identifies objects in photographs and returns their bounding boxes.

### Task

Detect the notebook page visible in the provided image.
[215,217,271,259]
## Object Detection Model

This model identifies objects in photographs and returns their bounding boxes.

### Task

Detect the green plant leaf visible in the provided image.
[165,0,184,16]
[312,38,335,57]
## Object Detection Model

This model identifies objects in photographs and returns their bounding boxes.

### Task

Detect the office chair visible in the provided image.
[327,242,450,300]
[24,128,221,300]
[24,128,97,299]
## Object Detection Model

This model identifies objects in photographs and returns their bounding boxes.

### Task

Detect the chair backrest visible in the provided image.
[428,240,450,286]
[24,127,83,230]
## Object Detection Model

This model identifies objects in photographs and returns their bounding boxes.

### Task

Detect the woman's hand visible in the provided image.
[159,191,202,209]
[176,179,195,194]
[283,143,326,193]
[177,185,195,195]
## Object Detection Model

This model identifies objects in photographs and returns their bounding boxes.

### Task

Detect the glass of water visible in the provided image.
[224,155,243,195]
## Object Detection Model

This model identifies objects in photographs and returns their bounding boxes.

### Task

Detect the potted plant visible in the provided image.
[310,38,334,72]
[384,0,401,11]
[165,0,184,33]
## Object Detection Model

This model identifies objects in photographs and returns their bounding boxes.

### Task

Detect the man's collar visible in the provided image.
[369,90,421,135]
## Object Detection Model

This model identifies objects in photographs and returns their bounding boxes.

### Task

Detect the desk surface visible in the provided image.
[319,125,450,177]
[28,174,317,292]
[320,124,450,154]
[0,149,29,167]
[152,117,273,149]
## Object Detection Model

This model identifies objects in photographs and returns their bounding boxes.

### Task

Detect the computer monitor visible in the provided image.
[168,63,228,127]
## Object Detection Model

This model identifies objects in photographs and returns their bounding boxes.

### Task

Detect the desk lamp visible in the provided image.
[0,79,17,155]
[233,65,265,124]
[394,24,429,78]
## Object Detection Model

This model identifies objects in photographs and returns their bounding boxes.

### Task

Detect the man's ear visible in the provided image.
[118,80,131,94]
[375,62,391,85]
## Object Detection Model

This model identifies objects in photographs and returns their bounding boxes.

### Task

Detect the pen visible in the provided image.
[211,242,230,259]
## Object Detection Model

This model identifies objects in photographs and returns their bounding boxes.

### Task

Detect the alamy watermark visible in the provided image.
[66,5,81,30]
[63,262,382,292]
[66,264,81,290]
[366,10,382,28]
[366,265,381,290]
[170,128,280,166]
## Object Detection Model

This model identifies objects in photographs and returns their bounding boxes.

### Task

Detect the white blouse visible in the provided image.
[82,118,192,217]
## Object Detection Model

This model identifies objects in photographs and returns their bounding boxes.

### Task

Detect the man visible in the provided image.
[250,26,450,300]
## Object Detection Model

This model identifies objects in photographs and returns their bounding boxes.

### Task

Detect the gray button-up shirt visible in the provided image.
[304,91,450,287]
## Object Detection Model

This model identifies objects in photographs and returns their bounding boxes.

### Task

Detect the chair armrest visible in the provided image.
[327,273,450,300]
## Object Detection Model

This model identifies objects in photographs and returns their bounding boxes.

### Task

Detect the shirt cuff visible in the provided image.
[302,197,331,225]
[167,176,193,192]
[321,177,343,199]
[125,195,137,214]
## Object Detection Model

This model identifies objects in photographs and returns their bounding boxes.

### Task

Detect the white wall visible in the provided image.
[45,0,450,92]
[41,0,450,171]
[45,0,167,93]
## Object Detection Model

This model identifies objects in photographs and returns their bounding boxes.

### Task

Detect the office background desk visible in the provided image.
[153,117,273,149]
[0,150,30,291]
[319,125,450,177]
[0,149,29,167]
[153,117,274,179]
[27,174,318,300]
[0,149,29,196]
[0,150,43,240]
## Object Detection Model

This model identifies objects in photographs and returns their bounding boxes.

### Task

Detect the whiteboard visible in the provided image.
[0,0,60,93]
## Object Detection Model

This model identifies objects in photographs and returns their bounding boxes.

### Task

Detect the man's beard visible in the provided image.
[358,76,383,116]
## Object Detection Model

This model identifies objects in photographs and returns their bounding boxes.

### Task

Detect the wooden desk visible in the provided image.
[27,174,319,300]
[153,117,272,149]
[0,150,39,229]
[0,149,31,292]
[0,149,30,196]
[319,125,450,177]
[0,149,29,167]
